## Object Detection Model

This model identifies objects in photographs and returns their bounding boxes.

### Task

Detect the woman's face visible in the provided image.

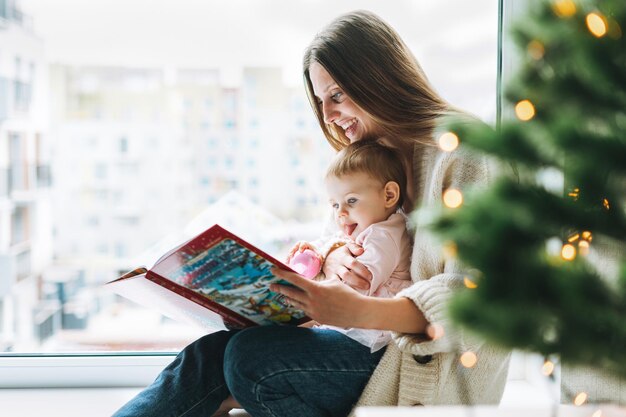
[309,62,382,143]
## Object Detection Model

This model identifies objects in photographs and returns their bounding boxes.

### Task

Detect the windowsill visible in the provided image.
[0,354,176,388]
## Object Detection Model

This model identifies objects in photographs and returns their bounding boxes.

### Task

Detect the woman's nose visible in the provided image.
[322,102,338,124]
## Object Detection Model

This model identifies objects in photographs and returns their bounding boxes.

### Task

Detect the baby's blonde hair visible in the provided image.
[326,140,407,208]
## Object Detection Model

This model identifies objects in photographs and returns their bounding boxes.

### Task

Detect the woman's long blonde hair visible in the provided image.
[303,10,449,151]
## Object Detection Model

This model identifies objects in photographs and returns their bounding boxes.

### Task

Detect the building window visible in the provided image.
[119,136,128,153]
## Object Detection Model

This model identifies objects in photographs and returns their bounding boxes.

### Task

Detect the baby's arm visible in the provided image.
[351,230,400,296]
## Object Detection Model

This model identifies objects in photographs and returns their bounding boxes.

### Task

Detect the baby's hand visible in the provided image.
[286,241,317,263]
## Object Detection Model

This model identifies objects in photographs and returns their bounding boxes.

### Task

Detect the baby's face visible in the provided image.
[326,172,390,239]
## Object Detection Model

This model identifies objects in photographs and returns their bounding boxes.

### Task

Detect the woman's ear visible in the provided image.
[384,181,401,208]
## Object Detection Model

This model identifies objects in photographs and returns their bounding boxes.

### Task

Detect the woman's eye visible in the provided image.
[331,92,343,102]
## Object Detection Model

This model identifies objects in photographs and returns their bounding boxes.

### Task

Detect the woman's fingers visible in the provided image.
[270,267,317,308]
[337,266,371,291]
[272,267,315,290]
[345,242,365,256]
[345,257,372,285]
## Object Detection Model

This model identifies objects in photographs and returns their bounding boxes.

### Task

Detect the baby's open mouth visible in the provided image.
[344,223,357,237]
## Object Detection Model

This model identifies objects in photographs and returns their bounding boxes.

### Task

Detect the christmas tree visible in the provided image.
[432,0,626,381]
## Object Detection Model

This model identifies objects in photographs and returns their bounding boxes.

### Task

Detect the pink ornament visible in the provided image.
[288,249,322,279]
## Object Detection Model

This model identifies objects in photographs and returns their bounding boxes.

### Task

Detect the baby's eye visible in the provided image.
[331,203,339,209]
[347,198,357,204]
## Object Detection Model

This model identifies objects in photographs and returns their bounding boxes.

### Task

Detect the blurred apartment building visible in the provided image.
[0,0,55,351]
[25,64,327,351]
[0,0,331,352]
[48,65,329,274]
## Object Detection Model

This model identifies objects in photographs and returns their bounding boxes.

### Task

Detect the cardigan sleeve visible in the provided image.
[391,146,492,355]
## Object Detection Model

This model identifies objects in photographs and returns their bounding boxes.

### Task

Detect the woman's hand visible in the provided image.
[271,267,369,328]
[323,243,372,291]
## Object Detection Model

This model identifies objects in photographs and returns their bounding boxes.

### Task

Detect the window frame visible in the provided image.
[1,0,523,389]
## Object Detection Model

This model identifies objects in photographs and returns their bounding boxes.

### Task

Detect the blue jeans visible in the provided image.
[113,326,385,417]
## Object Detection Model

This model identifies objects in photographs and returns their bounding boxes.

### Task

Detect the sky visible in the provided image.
[19,0,498,88]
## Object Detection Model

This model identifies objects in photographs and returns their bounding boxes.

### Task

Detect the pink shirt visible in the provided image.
[316,210,413,352]
[353,211,412,298]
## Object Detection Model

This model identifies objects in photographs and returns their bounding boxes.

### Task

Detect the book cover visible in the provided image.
[106,224,309,331]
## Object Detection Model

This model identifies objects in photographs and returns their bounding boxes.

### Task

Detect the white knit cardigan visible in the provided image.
[350,141,512,413]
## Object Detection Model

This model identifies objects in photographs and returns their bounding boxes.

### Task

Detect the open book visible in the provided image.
[106,224,310,331]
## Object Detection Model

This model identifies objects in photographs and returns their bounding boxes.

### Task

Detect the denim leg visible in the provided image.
[224,326,385,417]
[113,330,238,417]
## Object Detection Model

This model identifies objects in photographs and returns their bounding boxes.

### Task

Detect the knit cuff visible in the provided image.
[392,274,463,355]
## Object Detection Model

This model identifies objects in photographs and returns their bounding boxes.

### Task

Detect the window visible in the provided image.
[119,136,128,153]
[1,0,500,365]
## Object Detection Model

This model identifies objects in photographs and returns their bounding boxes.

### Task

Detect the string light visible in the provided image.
[460,351,478,368]
[527,40,545,60]
[578,240,590,256]
[592,410,603,417]
[438,132,460,152]
[568,187,580,200]
[427,323,445,340]
[443,189,463,208]
[603,198,610,209]
[552,0,577,18]
[464,276,478,289]
[574,392,588,406]
[561,243,577,261]
[581,231,592,241]
[587,12,608,37]
[542,360,555,376]
[515,100,536,121]
[567,233,580,243]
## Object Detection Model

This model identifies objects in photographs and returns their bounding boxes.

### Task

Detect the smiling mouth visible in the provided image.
[341,119,358,137]
[343,223,358,237]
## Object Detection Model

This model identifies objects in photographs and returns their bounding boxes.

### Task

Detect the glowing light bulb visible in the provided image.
[552,0,576,18]
[581,231,592,241]
[515,100,536,121]
[592,410,603,417]
[587,13,608,37]
[568,233,580,243]
[561,243,577,261]
[464,276,478,289]
[426,323,445,340]
[603,198,610,209]
[579,240,590,256]
[527,40,545,60]
[438,132,460,152]
[460,351,478,368]
[443,189,463,208]
[568,188,580,199]
[574,392,588,406]
[542,360,555,376]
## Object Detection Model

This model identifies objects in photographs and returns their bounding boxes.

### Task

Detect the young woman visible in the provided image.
[113,10,510,417]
